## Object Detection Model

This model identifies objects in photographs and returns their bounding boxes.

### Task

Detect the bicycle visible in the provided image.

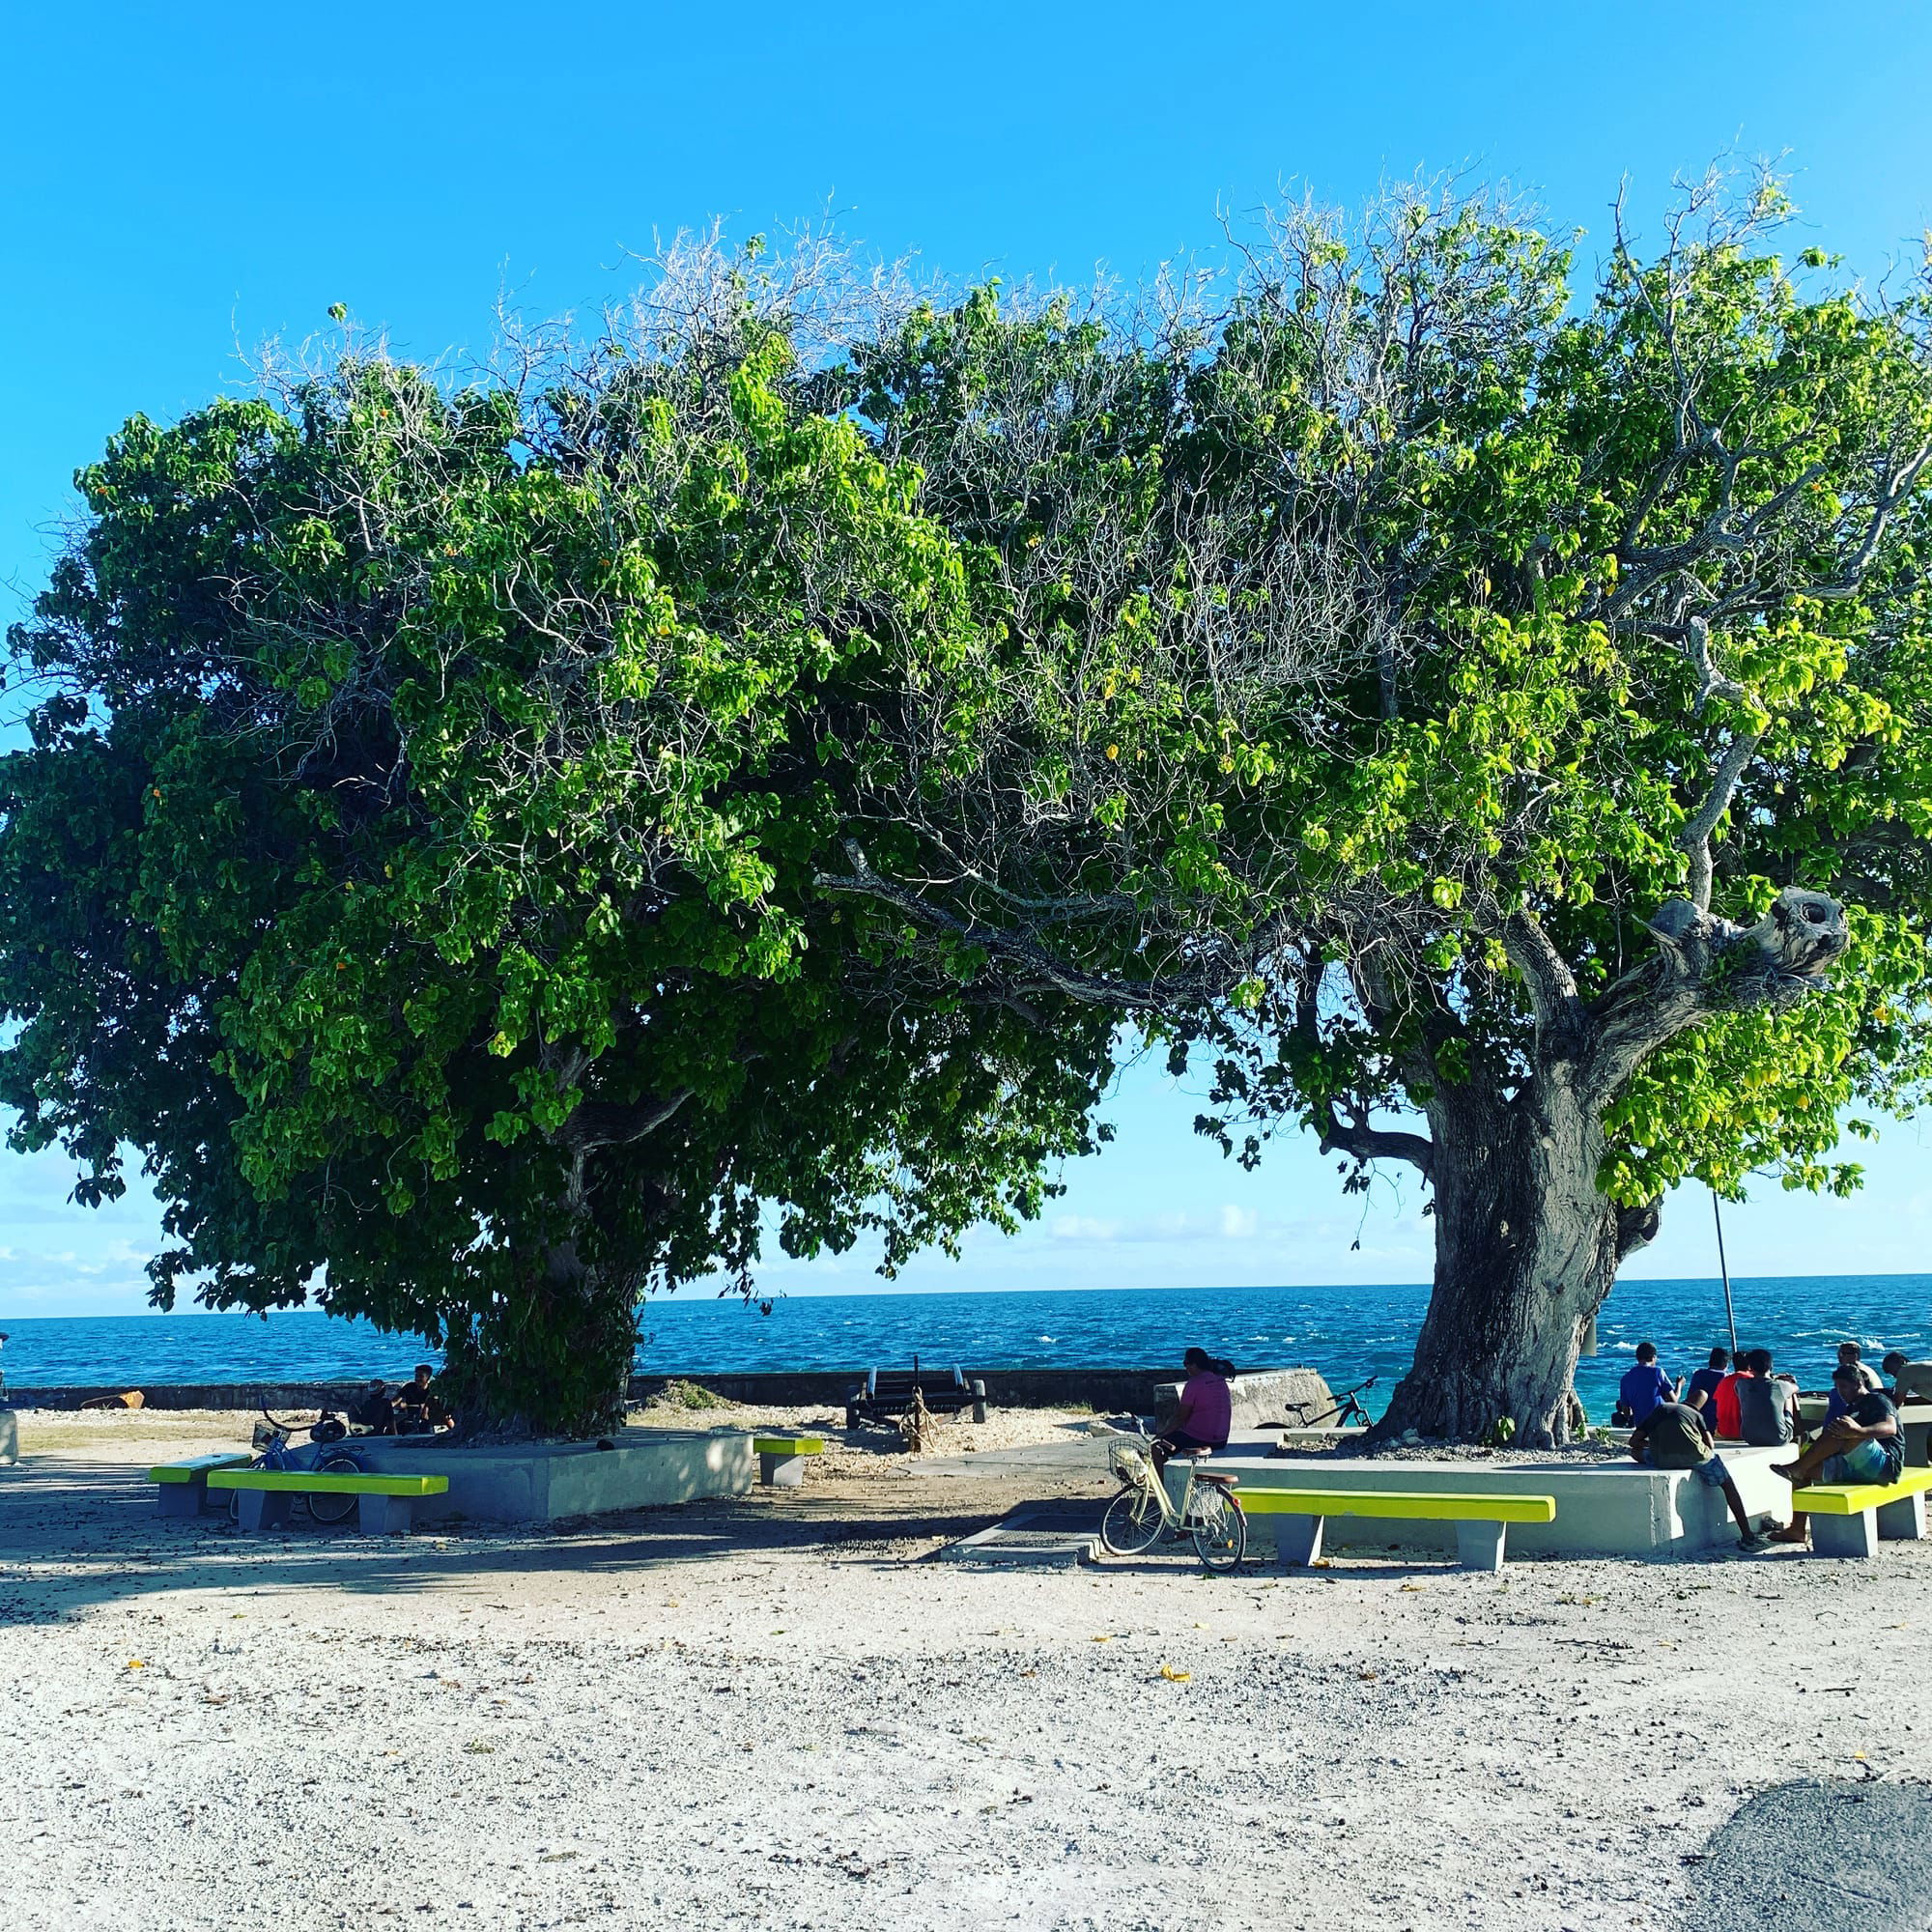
[1282,1377,1378,1432]
[238,1412,368,1527]
[1098,1434,1248,1571]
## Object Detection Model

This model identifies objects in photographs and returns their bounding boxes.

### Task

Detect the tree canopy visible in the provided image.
[0,264,1115,1433]
[817,174,1932,1436]
[6,177,1930,1443]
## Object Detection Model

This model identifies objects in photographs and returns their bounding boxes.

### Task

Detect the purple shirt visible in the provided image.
[1173,1372,1233,1446]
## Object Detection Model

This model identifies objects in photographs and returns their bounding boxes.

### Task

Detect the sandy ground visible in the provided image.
[5,1407,1932,1932]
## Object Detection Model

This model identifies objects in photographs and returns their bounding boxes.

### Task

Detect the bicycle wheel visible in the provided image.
[1189,1489,1247,1571]
[306,1455,362,1525]
[1100,1484,1166,1556]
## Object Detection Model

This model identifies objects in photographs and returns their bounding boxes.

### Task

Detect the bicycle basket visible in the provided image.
[1108,1438,1152,1484]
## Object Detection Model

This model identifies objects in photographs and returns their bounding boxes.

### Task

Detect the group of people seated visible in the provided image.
[345,1364,454,1436]
[1619,1338,1920,1551]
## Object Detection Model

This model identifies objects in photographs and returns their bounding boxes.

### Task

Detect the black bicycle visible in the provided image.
[1283,1377,1378,1432]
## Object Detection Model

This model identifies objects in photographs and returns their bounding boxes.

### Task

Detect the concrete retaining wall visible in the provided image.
[1213,1445,1797,1558]
[9,1365,1334,1419]
[297,1429,754,1525]
[6,1382,373,1412]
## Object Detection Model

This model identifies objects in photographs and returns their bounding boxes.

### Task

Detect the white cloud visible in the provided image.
[1219,1205,1259,1239]
[1049,1214,1121,1242]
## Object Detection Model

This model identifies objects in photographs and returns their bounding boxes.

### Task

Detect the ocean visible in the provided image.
[2,1273,1927,1422]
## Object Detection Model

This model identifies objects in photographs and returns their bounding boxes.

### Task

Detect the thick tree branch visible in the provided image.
[1615,1197,1662,1261]
[1316,1097,1435,1179]
[816,838,1297,1013]
[561,1087,695,1151]
[1500,909,1580,1037]
[1582,886,1849,1101]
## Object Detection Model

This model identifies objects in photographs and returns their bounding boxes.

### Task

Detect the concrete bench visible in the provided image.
[753,1435,824,1489]
[149,1454,254,1517]
[208,1467,449,1535]
[1237,1488,1559,1573]
[1792,1465,1932,1558]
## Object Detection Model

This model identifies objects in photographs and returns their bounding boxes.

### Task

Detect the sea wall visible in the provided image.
[1149,1367,1335,1432]
[6,1364,1333,1419]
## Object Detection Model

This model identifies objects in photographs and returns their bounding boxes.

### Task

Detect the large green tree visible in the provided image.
[822,176,1932,1442]
[0,276,1114,1435]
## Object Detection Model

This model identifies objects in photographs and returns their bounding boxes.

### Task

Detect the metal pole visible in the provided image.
[1712,1190,1739,1358]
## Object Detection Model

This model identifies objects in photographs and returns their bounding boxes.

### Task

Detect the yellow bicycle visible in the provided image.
[1100,1435,1247,1571]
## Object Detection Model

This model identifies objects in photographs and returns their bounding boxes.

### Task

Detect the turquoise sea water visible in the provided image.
[3,1274,1927,1422]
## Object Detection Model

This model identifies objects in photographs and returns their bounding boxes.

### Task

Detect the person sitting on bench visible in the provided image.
[1825,1343,1884,1421]
[1774,1366,1903,1490]
[1617,1341,1677,1428]
[391,1364,453,1434]
[348,1378,397,1435]
[1628,1400,1768,1552]
[1153,1348,1235,1470]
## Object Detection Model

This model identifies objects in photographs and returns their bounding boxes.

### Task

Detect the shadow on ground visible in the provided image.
[0,1455,1062,1624]
[1684,1779,1932,1930]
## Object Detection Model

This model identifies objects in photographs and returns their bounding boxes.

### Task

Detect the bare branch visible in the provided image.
[1680,727,1763,913]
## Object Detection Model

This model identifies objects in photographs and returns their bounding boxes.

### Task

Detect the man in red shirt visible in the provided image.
[1712,1356,1756,1440]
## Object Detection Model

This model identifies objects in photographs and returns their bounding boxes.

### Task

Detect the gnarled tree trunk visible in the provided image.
[440,1238,639,1441]
[1365,887,1847,1445]
[1370,1070,1640,1445]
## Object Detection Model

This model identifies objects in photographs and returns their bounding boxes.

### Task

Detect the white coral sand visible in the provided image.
[2,1407,1926,1931]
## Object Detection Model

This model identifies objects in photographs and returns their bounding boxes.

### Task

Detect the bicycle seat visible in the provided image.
[1192,1470,1239,1488]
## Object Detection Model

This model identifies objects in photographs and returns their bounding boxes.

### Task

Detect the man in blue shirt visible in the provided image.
[1618,1342,1677,1428]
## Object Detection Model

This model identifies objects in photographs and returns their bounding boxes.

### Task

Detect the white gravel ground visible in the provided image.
[5,1409,1931,1931]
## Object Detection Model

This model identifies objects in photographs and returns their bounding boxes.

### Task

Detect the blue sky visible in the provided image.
[5,1,1932,1315]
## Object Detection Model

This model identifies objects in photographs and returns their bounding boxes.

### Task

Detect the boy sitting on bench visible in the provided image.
[1774,1365,1902,1489]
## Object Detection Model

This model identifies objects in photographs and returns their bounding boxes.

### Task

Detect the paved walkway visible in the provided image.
[1685,1779,1932,1929]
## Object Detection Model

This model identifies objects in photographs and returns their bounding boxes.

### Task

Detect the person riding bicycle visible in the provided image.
[1152,1348,1235,1470]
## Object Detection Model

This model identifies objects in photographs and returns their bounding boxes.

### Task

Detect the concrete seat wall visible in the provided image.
[1211,1446,1795,1558]
[295,1428,754,1525]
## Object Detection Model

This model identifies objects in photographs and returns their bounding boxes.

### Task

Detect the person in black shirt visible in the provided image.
[1773,1366,1902,1488]
[349,1378,397,1435]
[391,1364,453,1433]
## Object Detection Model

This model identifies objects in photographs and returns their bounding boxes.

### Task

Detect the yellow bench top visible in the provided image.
[1793,1465,1932,1516]
[208,1469,448,1498]
[150,1455,253,1483]
[1234,1489,1557,1525]
[753,1436,825,1456]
